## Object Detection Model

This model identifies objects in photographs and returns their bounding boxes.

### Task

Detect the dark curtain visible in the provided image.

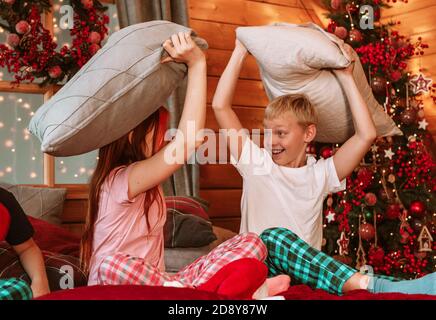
[115,0,199,197]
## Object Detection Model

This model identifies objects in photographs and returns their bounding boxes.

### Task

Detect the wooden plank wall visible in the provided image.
[188,0,322,232]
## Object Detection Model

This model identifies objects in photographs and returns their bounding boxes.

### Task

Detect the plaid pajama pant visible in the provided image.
[98,232,267,288]
[260,227,357,295]
[0,278,32,300]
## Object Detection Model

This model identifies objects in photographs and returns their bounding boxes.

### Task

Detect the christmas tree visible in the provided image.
[319,0,436,279]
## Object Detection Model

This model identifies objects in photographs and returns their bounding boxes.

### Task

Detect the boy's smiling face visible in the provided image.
[263,111,316,167]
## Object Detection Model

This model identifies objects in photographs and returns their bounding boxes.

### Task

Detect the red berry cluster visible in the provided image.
[378,237,428,277]
[393,142,436,190]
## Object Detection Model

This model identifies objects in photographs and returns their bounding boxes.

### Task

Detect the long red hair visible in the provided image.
[80,107,169,273]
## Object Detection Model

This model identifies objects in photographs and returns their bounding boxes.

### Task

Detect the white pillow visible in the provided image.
[237,22,402,143]
[29,20,208,156]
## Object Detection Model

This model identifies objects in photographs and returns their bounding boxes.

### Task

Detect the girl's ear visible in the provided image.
[128,131,133,144]
[304,124,317,143]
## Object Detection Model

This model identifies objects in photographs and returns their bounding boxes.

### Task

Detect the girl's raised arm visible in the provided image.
[127,32,207,199]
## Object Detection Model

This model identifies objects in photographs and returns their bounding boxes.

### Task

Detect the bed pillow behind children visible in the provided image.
[28,20,208,156]
[237,22,402,143]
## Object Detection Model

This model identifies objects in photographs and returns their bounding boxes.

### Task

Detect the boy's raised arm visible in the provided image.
[332,45,377,181]
[212,40,249,161]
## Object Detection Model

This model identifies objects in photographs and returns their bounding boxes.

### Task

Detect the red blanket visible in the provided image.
[36,284,436,300]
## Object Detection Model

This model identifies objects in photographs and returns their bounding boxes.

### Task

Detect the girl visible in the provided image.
[80,32,289,298]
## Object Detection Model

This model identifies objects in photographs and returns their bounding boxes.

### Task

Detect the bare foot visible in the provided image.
[266,275,291,296]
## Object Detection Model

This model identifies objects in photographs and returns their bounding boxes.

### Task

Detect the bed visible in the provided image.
[2,216,434,300]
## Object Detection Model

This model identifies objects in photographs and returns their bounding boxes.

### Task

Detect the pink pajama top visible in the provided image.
[87,163,166,285]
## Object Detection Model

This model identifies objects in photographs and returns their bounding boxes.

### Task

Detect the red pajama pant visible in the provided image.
[98,232,267,288]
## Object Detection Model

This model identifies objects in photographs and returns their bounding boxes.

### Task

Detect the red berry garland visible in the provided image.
[0,0,109,85]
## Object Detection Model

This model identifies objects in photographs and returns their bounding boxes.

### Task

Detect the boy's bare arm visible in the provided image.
[332,46,377,181]
[212,40,248,161]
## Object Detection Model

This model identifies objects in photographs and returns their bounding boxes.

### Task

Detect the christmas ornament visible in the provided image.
[88,31,102,44]
[418,119,429,130]
[400,108,417,125]
[320,146,333,159]
[359,222,375,241]
[334,26,348,40]
[15,21,31,34]
[349,29,363,44]
[325,208,336,223]
[390,70,402,82]
[386,203,401,220]
[337,231,350,256]
[387,174,396,183]
[417,226,433,252]
[48,66,62,79]
[364,192,377,206]
[371,76,387,95]
[384,148,394,160]
[410,73,433,94]
[409,200,426,217]
[6,33,20,47]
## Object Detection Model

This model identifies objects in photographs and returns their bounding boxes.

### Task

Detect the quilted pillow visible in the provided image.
[29,20,208,156]
[0,183,66,225]
[165,196,210,221]
[0,242,87,292]
[164,208,216,248]
[236,22,402,143]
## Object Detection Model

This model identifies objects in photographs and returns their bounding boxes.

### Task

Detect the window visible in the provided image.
[0,0,119,186]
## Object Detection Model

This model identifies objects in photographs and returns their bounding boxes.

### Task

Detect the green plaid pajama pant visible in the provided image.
[0,278,32,300]
[260,227,358,295]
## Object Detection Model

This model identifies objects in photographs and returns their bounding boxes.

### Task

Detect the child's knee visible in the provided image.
[98,253,130,284]
[260,227,299,244]
[239,232,267,260]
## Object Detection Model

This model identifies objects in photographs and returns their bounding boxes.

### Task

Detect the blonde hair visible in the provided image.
[265,94,318,128]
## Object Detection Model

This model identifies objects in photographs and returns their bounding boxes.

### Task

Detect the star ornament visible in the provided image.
[410,73,433,94]
[337,231,350,256]
[418,118,429,130]
[326,210,336,223]
[384,148,395,160]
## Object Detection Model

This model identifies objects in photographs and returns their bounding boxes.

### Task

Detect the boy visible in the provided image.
[0,187,50,299]
[211,39,435,296]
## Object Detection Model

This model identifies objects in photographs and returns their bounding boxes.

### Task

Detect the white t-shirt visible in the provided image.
[232,138,346,250]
